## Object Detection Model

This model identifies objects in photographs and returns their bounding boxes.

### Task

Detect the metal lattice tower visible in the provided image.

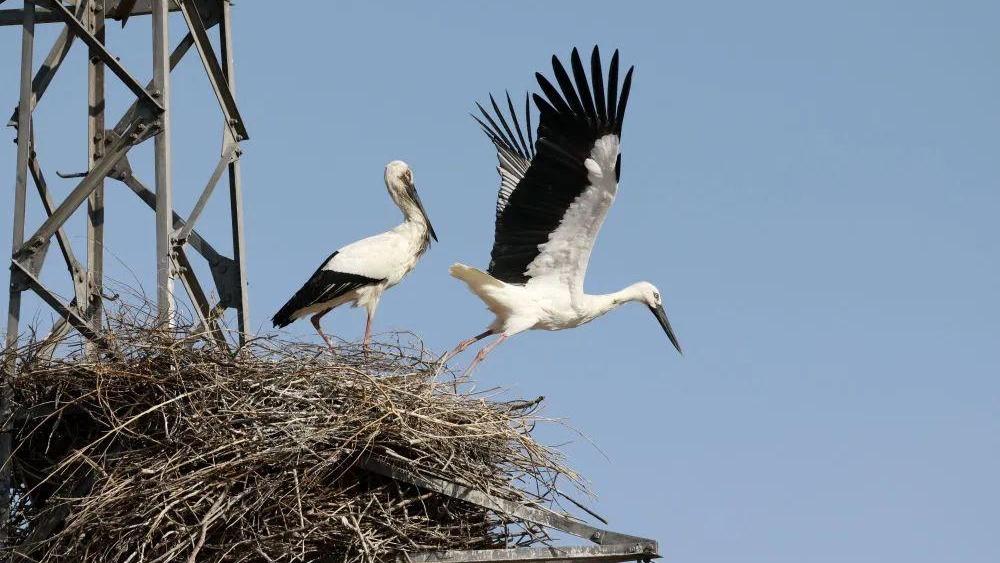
[1,0,249,522]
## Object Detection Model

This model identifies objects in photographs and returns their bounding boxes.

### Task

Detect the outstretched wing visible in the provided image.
[473,91,536,219]
[483,46,634,289]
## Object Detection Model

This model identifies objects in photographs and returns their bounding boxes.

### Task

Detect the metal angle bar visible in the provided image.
[179,0,248,140]
[40,0,163,112]
[403,544,659,563]
[152,0,174,324]
[6,0,90,126]
[0,0,180,26]
[11,260,103,345]
[174,248,228,349]
[3,0,35,539]
[219,0,249,339]
[175,142,236,243]
[35,302,76,361]
[359,458,658,551]
[14,115,153,261]
[86,0,107,350]
[8,0,36,334]
[113,31,193,143]
[116,170,224,263]
[116,168,240,310]
[28,140,88,303]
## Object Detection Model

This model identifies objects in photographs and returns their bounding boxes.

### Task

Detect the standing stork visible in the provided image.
[273,161,437,351]
[444,47,682,374]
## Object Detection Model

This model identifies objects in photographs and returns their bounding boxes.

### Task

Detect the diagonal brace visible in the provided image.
[10,260,103,345]
[28,142,89,303]
[178,0,248,140]
[175,141,237,243]
[360,457,657,551]
[14,113,155,261]
[174,248,228,349]
[7,0,89,126]
[41,0,163,112]
[114,165,241,310]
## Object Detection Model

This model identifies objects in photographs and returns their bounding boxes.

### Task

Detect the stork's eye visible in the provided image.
[653,292,660,300]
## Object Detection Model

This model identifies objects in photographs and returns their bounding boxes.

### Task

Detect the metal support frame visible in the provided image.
[151,0,173,324]
[2,0,251,528]
[361,458,660,563]
[2,0,34,534]
[3,0,248,348]
[86,0,105,352]
[219,0,249,337]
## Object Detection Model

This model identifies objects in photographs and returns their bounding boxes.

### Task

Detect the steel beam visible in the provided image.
[220,0,250,340]
[152,0,173,324]
[2,0,35,536]
[14,114,153,261]
[175,142,236,243]
[86,0,106,349]
[404,544,658,563]
[116,168,240,310]
[35,301,75,360]
[0,0,180,26]
[6,0,89,126]
[11,260,102,345]
[28,139,88,304]
[41,0,163,112]
[174,247,227,349]
[113,31,193,146]
[360,458,657,552]
[179,0,248,140]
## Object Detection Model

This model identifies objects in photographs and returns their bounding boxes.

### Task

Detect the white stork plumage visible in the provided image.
[273,161,437,351]
[443,47,682,373]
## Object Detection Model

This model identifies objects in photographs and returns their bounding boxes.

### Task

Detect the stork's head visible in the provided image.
[631,281,682,354]
[384,160,437,241]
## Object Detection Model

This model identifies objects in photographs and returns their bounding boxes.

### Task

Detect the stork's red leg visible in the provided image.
[363,307,375,351]
[439,329,494,368]
[462,333,507,377]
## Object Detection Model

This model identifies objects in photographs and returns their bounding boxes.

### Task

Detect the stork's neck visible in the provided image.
[582,283,646,320]
[402,204,429,229]
[391,210,431,255]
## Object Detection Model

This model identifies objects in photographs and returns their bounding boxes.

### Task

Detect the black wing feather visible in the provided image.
[615,66,635,136]
[606,50,620,126]
[591,48,606,127]
[486,46,635,285]
[506,91,531,157]
[473,89,535,219]
[571,48,597,124]
[551,55,586,117]
[272,251,382,328]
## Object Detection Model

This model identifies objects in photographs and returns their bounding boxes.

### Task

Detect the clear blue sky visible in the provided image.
[2,1,999,561]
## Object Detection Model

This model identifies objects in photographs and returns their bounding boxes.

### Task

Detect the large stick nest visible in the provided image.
[1,304,584,562]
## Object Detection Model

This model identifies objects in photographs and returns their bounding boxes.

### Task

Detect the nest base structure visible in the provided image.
[2,313,658,562]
